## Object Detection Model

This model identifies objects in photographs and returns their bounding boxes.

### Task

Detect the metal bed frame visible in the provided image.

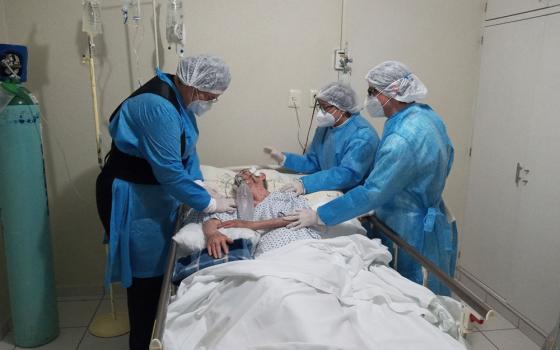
[149,209,494,350]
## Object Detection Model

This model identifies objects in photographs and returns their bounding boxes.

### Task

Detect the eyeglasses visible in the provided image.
[367,87,379,97]
[195,89,220,103]
[317,102,335,114]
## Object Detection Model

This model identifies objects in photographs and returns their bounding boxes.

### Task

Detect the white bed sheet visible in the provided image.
[164,235,466,350]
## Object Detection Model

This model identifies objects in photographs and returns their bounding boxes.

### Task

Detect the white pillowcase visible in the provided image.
[173,223,260,254]
[199,165,237,198]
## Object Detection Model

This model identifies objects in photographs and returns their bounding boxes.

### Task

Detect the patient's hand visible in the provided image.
[218,220,256,230]
[203,219,233,258]
[205,231,233,259]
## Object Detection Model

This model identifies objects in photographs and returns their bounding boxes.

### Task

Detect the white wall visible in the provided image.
[179,0,341,165]
[2,0,484,295]
[0,0,12,332]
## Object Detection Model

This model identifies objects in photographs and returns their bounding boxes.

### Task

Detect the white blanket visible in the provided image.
[164,235,465,350]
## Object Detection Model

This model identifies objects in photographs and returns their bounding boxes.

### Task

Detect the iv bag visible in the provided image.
[166,0,184,44]
[235,182,254,221]
[82,0,103,36]
[122,0,141,24]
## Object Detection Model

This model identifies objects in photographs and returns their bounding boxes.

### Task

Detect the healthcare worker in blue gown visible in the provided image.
[285,61,458,296]
[264,81,379,195]
[95,55,235,350]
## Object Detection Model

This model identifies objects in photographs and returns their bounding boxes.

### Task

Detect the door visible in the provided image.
[509,12,560,334]
[486,0,548,19]
[460,17,545,300]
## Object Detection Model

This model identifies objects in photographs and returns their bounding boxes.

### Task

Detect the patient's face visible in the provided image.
[234,169,267,192]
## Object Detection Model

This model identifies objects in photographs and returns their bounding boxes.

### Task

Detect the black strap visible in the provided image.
[102,74,186,185]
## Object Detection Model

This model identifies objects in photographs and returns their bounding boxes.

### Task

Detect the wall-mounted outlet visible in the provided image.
[288,89,302,108]
[334,48,353,74]
[310,89,318,107]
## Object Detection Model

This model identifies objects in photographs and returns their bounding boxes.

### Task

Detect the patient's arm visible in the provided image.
[203,219,233,259]
[218,218,289,231]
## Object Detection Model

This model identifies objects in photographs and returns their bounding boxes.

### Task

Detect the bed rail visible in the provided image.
[150,207,185,350]
[366,214,493,321]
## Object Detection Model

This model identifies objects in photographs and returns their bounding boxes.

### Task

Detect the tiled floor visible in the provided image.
[464,313,541,350]
[0,297,129,350]
[0,297,541,350]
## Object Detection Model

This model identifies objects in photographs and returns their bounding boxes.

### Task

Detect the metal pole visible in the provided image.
[87,35,103,169]
[150,206,185,348]
[152,0,160,69]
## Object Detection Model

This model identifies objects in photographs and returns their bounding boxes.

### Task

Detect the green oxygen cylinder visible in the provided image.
[0,81,59,347]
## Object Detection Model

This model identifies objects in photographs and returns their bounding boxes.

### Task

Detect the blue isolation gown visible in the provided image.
[283,114,379,193]
[317,104,457,295]
[106,70,211,288]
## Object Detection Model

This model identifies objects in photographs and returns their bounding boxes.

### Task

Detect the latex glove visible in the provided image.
[279,180,305,196]
[285,209,322,230]
[263,146,286,165]
[204,197,236,214]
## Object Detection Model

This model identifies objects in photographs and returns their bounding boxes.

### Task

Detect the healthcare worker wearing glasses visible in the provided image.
[96,55,235,350]
[285,61,457,296]
[264,81,380,195]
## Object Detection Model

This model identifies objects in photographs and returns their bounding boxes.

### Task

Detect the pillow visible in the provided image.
[257,169,300,192]
[200,165,237,198]
[172,238,253,285]
[303,191,367,238]
[173,222,260,253]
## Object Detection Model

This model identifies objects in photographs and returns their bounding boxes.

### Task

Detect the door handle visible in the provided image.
[515,162,530,186]
[515,162,523,186]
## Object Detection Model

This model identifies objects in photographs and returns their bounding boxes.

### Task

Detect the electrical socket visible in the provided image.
[288,89,302,108]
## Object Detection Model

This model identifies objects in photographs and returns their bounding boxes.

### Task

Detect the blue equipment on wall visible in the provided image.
[0,44,59,347]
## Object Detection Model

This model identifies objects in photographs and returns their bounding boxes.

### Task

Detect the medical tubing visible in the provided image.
[303,100,318,154]
[292,101,305,152]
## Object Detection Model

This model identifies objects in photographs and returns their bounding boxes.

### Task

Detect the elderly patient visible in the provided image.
[203,169,321,258]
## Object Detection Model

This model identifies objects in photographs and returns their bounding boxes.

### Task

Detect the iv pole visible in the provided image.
[152,0,160,69]
[82,0,129,338]
[87,37,103,169]
[85,0,161,337]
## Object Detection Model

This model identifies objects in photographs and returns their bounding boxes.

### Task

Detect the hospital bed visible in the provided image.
[149,166,493,350]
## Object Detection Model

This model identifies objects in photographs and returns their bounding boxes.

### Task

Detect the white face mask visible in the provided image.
[188,100,213,117]
[364,94,391,118]
[316,109,338,127]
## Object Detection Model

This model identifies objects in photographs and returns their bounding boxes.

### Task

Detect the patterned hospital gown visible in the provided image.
[205,192,321,256]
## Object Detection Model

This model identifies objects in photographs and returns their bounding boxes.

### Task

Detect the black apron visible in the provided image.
[95,75,186,235]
